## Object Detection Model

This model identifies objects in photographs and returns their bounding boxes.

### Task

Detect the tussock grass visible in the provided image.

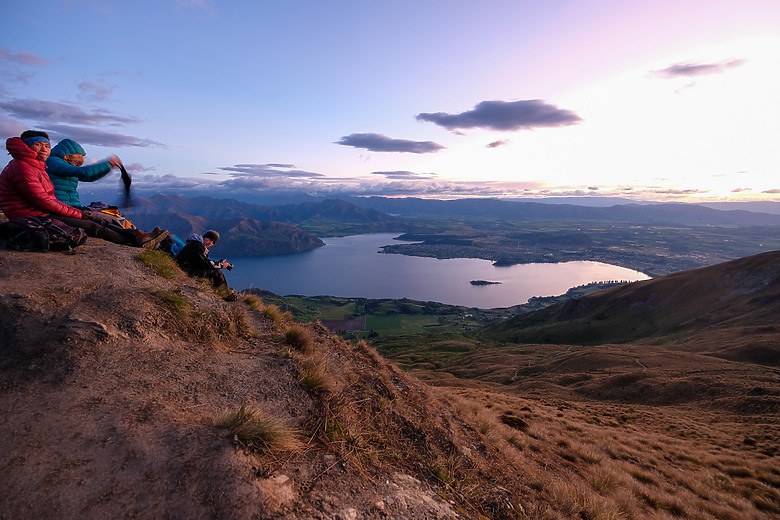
[152,289,190,315]
[137,250,180,280]
[261,303,293,328]
[243,294,264,312]
[150,289,253,345]
[284,323,314,353]
[298,356,333,395]
[216,405,302,454]
[431,382,780,520]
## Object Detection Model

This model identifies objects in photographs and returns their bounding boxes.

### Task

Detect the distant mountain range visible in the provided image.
[126,195,401,229]
[344,196,780,226]
[120,194,780,257]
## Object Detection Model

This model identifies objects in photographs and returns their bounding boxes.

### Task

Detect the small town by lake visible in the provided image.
[226,233,650,309]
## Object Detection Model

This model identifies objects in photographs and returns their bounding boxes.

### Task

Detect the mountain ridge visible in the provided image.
[125,195,405,236]
[345,196,780,226]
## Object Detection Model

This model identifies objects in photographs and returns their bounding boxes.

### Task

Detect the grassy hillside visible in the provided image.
[364,251,780,518]
[481,250,780,358]
[2,228,778,518]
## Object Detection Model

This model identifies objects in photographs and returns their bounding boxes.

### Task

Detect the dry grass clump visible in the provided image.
[152,288,191,314]
[298,355,334,395]
[284,323,315,353]
[243,294,264,312]
[261,303,293,328]
[136,250,181,280]
[216,405,302,454]
[150,289,253,345]
[283,324,337,395]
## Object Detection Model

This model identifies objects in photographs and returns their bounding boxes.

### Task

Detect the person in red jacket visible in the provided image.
[0,130,165,248]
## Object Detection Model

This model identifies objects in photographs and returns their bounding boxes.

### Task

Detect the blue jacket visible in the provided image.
[45,139,113,208]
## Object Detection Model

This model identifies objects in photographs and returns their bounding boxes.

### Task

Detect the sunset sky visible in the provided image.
[2,0,779,203]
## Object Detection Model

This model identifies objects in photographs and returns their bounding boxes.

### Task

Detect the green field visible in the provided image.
[244,281,621,342]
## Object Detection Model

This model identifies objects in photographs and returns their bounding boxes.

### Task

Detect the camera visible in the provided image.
[220,259,234,271]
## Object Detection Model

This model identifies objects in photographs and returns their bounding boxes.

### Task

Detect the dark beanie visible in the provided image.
[203,230,220,243]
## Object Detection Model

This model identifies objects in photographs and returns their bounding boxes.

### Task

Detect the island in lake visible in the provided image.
[470,280,502,286]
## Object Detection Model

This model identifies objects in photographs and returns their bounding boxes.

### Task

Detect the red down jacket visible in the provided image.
[0,137,83,220]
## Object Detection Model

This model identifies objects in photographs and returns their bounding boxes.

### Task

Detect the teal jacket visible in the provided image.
[45,139,113,208]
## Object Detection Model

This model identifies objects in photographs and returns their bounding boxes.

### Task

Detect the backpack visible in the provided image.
[84,202,134,230]
[0,216,88,252]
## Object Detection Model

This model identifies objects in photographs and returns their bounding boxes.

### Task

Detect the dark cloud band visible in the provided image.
[416,99,582,131]
[336,133,445,153]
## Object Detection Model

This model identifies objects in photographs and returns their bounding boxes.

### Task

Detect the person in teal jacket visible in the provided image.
[44,138,169,248]
[45,138,122,207]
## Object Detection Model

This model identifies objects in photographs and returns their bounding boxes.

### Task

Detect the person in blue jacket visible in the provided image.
[45,138,121,208]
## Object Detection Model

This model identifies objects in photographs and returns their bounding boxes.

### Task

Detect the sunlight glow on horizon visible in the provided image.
[397,34,780,203]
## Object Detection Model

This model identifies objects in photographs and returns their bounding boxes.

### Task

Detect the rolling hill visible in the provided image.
[481,250,780,366]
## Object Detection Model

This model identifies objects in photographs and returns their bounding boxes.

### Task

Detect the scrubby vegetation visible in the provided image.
[235,286,780,519]
[150,288,253,345]
[136,249,182,280]
[217,405,303,455]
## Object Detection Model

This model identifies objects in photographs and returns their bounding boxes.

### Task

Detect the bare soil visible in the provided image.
[0,240,494,519]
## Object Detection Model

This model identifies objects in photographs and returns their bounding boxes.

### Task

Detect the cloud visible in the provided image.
[762,189,780,194]
[0,47,52,67]
[371,171,437,180]
[651,59,746,79]
[0,99,141,126]
[218,163,326,178]
[731,187,752,193]
[45,124,164,148]
[88,168,744,205]
[78,81,116,102]
[92,170,547,201]
[336,133,445,154]
[416,99,582,131]
[486,139,509,149]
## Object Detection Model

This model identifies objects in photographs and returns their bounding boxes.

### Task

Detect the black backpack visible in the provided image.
[0,216,87,252]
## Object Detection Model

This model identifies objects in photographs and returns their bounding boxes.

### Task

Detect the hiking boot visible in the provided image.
[134,230,151,245]
[141,229,169,249]
[224,289,240,302]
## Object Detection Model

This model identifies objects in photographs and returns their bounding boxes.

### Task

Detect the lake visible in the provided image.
[224,233,650,309]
